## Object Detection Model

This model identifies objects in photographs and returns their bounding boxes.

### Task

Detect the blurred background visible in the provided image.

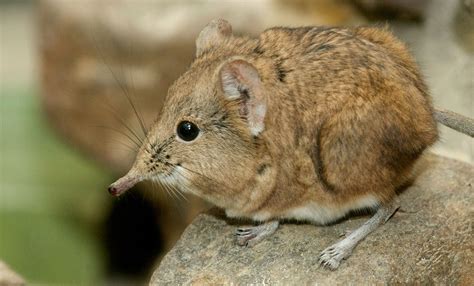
[0,0,472,284]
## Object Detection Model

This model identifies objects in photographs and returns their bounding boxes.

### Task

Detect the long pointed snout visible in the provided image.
[108,171,142,197]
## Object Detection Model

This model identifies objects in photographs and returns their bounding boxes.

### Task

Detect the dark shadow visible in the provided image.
[103,187,163,281]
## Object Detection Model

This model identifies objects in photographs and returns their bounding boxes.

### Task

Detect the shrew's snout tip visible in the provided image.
[107,173,141,197]
[107,183,127,197]
[108,185,120,196]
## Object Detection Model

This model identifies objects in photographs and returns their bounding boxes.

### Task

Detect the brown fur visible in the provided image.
[112,20,438,224]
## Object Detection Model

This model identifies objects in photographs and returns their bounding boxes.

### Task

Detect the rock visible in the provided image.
[151,155,473,285]
[0,261,25,286]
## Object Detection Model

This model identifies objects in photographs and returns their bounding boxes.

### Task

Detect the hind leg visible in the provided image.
[319,198,400,270]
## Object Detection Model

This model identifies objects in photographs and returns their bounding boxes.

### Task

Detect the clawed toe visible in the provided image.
[235,227,257,246]
[319,244,352,270]
[236,228,252,235]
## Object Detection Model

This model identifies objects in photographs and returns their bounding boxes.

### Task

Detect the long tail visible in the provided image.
[434,108,474,137]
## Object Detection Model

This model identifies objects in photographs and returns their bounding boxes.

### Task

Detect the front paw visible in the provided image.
[234,221,279,248]
[235,227,258,247]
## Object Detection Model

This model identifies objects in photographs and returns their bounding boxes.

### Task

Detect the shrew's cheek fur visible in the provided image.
[107,19,469,270]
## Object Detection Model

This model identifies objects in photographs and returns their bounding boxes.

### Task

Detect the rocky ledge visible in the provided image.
[151,155,473,285]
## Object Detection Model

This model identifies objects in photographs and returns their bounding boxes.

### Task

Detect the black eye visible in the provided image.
[177,121,200,142]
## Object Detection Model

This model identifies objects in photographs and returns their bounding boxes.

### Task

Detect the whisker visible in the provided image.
[163,176,181,203]
[152,180,167,202]
[95,124,141,149]
[108,137,138,153]
[101,103,144,146]
[91,33,147,140]
[117,48,148,137]
[170,182,187,203]
[170,181,188,202]
[124,34,149,134]
[147,180,158,202]
[60,74,143,149]
[161,178,172,199]
[173,169,199,197]
[157,178,173,201]
[128,65,148,132]
[152,180,184,219]
[110,32,148,137]
[151,180,163,201]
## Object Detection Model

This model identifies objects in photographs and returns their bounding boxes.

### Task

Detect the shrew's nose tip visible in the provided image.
[108,186,119,196]
[107,172,141,197]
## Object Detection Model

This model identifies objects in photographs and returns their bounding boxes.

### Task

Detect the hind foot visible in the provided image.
[319,240,353,270]
[319,199,400,270]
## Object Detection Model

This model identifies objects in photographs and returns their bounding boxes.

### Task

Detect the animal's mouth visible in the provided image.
[108,172,142,197]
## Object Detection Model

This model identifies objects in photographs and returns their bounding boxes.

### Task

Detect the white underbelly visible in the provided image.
[283,195,380,225]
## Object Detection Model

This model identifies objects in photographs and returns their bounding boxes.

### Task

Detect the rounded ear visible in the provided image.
[196,19,233,57]
[219,60,266,136]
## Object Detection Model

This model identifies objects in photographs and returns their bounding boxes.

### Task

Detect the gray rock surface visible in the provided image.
[0,261,25,286]
[151,155,473,285]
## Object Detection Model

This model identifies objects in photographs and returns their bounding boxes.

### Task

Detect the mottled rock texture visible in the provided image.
[151,155,473,285]
[0,261,25,286]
